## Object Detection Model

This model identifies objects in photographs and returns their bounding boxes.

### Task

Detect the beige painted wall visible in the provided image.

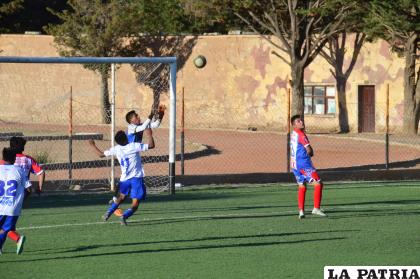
[0,34,406,132]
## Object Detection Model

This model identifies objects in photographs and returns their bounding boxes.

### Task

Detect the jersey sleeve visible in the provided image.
[297,131,310,147]
[103,147,116,157]
[26,155,44,175]
[134,119,151,132]
[133,142,149,152]
[18,168,31,189]
[150,119,161,129]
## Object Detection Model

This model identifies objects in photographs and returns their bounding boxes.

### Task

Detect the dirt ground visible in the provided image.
[1,124,419,187]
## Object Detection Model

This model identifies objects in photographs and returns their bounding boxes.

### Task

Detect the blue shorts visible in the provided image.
[292,167,321,185]
[119,177,146,200]
[0,215,19,232]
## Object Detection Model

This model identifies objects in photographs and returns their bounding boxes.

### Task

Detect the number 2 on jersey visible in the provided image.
[0,180,18,197]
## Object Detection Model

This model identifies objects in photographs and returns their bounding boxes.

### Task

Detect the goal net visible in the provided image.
[0,57,177,194]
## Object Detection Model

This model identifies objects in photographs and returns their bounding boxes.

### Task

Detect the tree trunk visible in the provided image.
[402,35,419,134]
[100,71,111,124]
[336,75,350,133]
[291,62,305,117]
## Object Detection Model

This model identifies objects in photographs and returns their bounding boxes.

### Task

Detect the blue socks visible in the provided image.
[123,208,135,219]
[0,231,7,250]
[107,202,119,215]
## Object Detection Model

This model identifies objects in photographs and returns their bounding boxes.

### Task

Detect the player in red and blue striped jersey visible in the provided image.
[290,115,326,219]
[5,137,45,254]
[0,147,30,255]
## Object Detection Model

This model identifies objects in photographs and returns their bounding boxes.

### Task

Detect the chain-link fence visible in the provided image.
[0,62,418,192]
[0,61,173,193]
[177,96,420,184]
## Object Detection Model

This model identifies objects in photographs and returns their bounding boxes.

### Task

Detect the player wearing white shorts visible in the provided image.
[0,148,30,255]
[89,129,155,225]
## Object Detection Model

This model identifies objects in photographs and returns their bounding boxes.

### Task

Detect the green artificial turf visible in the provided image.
[1,181,419,278]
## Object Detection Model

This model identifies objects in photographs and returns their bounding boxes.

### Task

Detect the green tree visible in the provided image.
[0,0,67,34]
[46,0,139,123]
[0,0,23,33]
[364,0,420,134]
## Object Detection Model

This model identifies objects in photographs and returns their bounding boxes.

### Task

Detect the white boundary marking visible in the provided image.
[17,202,420,231]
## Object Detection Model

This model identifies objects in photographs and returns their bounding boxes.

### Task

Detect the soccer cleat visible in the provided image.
[17,235,26,255]
[120,216,128,226]
[114,208,123,217]
[102,212,111,221]
[311,208,327,217]
[299,210,305,219]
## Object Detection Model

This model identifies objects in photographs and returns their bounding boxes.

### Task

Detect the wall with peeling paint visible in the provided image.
[0,34,406,133]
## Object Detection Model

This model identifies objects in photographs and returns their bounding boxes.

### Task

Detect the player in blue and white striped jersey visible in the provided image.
[89,129,155,225]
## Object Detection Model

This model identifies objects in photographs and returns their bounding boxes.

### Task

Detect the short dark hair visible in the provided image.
[291,114,301,125]
[125,110,137,124]
[3,147,17,164]
[10,136,26,153]
[115,130,128,146]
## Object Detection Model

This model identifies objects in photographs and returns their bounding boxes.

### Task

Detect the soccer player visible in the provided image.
[0,147,30,255]
[290,114,326,219]
[5,136,45,254]
[108,105,165,212]
[126,105,165,143]
[88,129,155,225]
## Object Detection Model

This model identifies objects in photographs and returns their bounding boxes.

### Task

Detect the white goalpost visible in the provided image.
[0,56,177,194]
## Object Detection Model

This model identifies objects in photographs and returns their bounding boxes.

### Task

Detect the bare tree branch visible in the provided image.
[272,50,291,66]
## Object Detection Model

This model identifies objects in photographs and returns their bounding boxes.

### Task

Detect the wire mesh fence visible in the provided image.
[0,62,173,193]
[178,97,420,181]
[0,62,418,192]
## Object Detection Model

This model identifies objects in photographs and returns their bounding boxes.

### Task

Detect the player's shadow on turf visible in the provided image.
[323,157,420,171]
[328,199,420,207]
[30,229,357,255]
[327,208,420,219]
[9,235,349,261]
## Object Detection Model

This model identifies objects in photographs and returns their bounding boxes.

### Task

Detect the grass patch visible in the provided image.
[1,181,419,278]
[32,150,52,164]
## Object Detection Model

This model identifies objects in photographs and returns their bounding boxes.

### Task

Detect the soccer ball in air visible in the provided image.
[193,55,207,68]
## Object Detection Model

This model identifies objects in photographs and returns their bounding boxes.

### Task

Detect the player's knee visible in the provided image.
[298,184,306,189]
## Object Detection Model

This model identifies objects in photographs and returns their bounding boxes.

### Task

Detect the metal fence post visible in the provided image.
[68,86,73,186]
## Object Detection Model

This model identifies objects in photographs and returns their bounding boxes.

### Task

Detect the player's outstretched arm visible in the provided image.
[134,114,152,132]
[143,129,155,149]
[37,172,45,194]
[88,140,106,158]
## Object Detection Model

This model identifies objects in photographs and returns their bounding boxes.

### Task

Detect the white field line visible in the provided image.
[17,202,420,231]
[26,183,420,205]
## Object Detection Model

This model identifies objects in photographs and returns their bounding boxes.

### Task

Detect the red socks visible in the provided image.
[298,183,323,210]
[7,231,20,242]
[298,186,306,210]
[314,183,323,209]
